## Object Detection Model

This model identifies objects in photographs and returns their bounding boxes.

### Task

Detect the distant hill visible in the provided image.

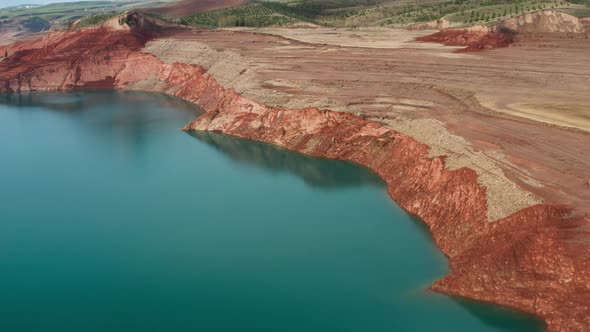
[176,0,590,28]
[145,0,249,18]
[1,0,93,8]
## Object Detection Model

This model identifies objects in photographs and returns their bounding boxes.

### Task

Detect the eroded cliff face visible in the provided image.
[180,67,590,332]
[416,10,589,52]
[416,26,515,52]
[1,15,590,332]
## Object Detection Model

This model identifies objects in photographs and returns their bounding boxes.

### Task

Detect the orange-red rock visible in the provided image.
[1,14,589,332]
[416,29,514,52]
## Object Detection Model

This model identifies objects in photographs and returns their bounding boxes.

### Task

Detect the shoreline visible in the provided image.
[175,63,577,331]
[1,18,589,331]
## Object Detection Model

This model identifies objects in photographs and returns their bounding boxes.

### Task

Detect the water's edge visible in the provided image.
[4,24,584,329]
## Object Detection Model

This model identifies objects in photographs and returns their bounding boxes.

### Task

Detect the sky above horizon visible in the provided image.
[0,0,99,8]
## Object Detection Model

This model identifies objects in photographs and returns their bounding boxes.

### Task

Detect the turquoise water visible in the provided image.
[0,91,544,332]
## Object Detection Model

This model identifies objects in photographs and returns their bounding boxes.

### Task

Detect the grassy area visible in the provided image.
[179,0,415,27]
[324,0,583,27]
[0,0,165,33]
[75,12,122,29]
[445,0,578,24]
[179,0,589,28]
[561,0,590,15]
[22,16,50,31]
[0,1,118,21]
[2,0,588,32]
[180,2,299,27]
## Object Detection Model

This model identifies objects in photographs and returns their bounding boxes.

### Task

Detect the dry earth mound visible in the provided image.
[418,10,589,52]
[495,10,587,34]
[416,26,514,52]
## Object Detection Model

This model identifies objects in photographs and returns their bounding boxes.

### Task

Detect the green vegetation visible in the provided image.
[22,16,50,32]
[2,0,588,33]
[180,0,589,28]
[180,2,299,27]
[444,0,580,24]
[0,0,164,33]
[561,0,590,15]
[75,12,121,28]
[323,0,584,27]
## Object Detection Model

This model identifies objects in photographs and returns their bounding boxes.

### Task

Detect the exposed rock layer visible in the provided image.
[1,15,590,332]
[417,10,589,52]
[497,10,588,34]
[416,29,514,52]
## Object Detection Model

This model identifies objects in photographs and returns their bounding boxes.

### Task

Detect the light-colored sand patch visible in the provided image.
[382,117,542,222]
[143,35,543,222]
[227,27,464,50]
[478,94,590,133]
[143,38,350,111]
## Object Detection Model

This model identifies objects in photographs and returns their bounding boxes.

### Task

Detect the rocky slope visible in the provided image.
[1,12,590,332]
[146,0,249,18]
[496,10,588,34]
[417,10,589,52]
[416,27,514,52]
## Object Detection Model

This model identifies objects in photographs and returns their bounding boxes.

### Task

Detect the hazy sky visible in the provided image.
[1,0,99,8]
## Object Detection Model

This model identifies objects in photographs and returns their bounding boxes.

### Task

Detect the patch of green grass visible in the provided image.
[230,0,590,27]
[375,0,574,26]
[180,2,299,27]
[447,0,581,24]
[22,16,50,31]
[560,0,590,16]
[75,12,122,28]
[0,0,162,34]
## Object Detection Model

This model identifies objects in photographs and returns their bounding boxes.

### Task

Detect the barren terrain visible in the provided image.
[227,27,462,50]
[1,11,590,330]
[143,27,590,221]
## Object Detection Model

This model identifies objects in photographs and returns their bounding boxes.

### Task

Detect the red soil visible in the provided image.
[417,29,515,52]
[146,0,249,18]
[1,18,589,332]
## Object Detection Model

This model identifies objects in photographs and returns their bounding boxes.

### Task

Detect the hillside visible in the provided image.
[2,0,589,33]
[145,0,249,18]
[176,0,590,28]
[0,0,166,45]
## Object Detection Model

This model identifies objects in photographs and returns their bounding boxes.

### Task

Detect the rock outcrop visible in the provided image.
[416,27,514,52]
[496,10,587,34]
[417,10,589,52]
[1,13,590,332]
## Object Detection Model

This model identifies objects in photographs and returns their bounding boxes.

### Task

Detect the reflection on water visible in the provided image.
[0,90,202,115]
[0,91,545,332]
[189,131,383,189]
[452,297,545,331]
[0,91,203,161]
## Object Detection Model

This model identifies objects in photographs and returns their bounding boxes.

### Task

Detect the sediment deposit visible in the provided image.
[416,28,514,52]
[417,10,590,52]
[1,12,590,332]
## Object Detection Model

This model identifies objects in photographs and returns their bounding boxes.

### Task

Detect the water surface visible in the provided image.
[0,91,544,331]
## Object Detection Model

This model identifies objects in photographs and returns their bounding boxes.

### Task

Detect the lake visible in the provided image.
[0,91,544,331]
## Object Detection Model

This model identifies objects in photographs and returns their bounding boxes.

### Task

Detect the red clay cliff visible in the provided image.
[1,13,589,332]
[416,28,515,52]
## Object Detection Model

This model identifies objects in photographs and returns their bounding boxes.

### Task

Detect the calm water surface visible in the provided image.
[0,91,544,332]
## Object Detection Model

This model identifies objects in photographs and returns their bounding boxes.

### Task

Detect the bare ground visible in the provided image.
[142,28,590,221]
